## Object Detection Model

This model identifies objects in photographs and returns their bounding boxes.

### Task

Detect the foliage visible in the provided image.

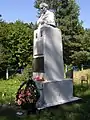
[72,28,90,65]
[0,44,9,71]
[81,29,90,64]
[0,20,34,73]
[0,20,10,71]
[17,64,32,82]
[7,21,33,69]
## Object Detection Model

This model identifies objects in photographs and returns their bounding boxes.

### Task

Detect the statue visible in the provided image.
[37,3,56,28]
[33,2,79,110]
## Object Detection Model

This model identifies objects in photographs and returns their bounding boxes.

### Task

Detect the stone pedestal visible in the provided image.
[35,79,80,109]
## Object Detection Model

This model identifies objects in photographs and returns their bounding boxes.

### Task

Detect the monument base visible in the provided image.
[37,97,80,110]
[35,79,80,110]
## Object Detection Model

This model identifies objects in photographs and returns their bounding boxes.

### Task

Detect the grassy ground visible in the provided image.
[73,69,90,84]
[0,76,21,104]
[0,71,90,120]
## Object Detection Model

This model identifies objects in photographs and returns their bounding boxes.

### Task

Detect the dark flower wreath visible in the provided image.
[16,78,40,110]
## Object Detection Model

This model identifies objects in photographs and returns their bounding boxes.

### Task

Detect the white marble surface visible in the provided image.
[35,79,80,109]
[33,25,64,81]
[37,3,55,27]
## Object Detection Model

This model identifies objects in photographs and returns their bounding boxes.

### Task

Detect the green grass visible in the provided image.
[0,75,90,120]
[0,77,21,104]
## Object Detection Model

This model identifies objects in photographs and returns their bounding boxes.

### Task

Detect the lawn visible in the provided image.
[0,70,90,120]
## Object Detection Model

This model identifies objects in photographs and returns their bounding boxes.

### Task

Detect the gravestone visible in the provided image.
[33,3,80,109]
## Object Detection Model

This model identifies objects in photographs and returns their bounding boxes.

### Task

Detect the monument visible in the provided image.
[33,3,79,109]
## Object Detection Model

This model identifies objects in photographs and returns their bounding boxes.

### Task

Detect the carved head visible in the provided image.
[40,3,48,14]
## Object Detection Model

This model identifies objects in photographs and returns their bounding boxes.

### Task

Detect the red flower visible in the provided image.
[34,76,41,81]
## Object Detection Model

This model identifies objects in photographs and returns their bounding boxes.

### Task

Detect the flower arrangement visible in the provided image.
[16,79,40,110]
[34,76,45,81]
[16,87,36,106]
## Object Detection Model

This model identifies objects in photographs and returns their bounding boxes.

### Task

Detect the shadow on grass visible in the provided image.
[0,104,20,120]
[0,84,90,120]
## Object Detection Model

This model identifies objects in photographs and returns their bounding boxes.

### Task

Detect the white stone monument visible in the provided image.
[33,3,80,109]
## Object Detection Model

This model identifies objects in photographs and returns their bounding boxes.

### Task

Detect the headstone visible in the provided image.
[33,3,80,109]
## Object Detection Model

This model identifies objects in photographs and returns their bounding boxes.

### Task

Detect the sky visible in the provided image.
[0,0,90,28]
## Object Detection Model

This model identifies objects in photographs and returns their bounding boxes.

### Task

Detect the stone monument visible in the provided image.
[33,3,80,109]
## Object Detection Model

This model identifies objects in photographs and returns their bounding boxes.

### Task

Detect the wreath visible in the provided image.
[16,78,40,111]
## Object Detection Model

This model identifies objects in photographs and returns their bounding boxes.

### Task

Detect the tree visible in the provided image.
[34,0,84,66]
[7,21,34,69]
[0,20,10,71]
[0,19,34,72]
[71,29,90,66]
[0,44,9,72]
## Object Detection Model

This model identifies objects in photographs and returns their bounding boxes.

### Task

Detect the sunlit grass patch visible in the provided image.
[0,77,21,104]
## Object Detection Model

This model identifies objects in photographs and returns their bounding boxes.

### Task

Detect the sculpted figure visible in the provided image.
[37,3,56,27]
